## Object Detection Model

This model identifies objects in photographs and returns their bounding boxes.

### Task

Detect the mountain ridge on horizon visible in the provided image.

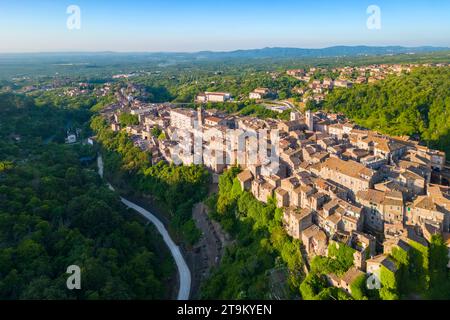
[1,45,449,57]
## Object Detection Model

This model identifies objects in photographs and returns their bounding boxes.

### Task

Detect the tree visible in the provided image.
[0,93,174,300]
[350,274,368,300]
[118,113,139,127]
[428,235,450,299]
[0,161,13,172]
[151,126,162,138]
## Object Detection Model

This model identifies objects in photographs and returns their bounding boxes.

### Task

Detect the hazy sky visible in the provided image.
[0,0,449,52]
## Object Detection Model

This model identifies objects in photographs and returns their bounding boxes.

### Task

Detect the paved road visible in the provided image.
[280,100,296,109]
[97,155,191,300]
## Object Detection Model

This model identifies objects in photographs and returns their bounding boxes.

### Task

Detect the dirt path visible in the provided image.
[189,196,231,299]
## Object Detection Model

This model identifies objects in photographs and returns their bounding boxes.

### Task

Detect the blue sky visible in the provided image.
[0,0,449,52]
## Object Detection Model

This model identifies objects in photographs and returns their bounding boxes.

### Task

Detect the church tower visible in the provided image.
[197,106,203,128]
[305,110,313,131]
[290,111,300,121]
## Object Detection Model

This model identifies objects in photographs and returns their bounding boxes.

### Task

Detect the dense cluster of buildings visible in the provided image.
[96,63,450,296]
[108,105,448,294]
[287,63,449,105]
[236,109,449,294]
[64,82,113,97]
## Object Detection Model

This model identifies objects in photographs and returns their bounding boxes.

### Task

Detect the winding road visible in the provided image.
[97,155,191,300]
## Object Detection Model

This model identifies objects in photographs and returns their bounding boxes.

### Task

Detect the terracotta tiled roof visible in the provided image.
[367,254,398,273]
[342,267,365,285]
[327,213,342,225]
[276,188,288,196]
[303,225,327,242]
[237,170,253,183]
[356,189,386,205]
[413,195,438,211]
[322,158,375,181]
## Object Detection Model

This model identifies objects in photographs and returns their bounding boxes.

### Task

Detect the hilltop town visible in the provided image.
[3,0,450,306]
[95,63,450,297]
[3,56,449,300]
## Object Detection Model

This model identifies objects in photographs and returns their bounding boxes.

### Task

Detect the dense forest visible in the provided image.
[321,67,450,157]
[0,93,174,299]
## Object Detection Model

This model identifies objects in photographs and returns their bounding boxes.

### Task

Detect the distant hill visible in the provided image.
[0,46,449,80]
[192,46,450,60]
[1,46,449,61]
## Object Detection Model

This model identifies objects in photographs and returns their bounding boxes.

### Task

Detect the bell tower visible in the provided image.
[197,105,203,128]
[306,110,313,131]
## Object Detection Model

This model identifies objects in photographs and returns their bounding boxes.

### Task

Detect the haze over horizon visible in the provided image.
[1,0,449,53]
[1,45,450,56]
